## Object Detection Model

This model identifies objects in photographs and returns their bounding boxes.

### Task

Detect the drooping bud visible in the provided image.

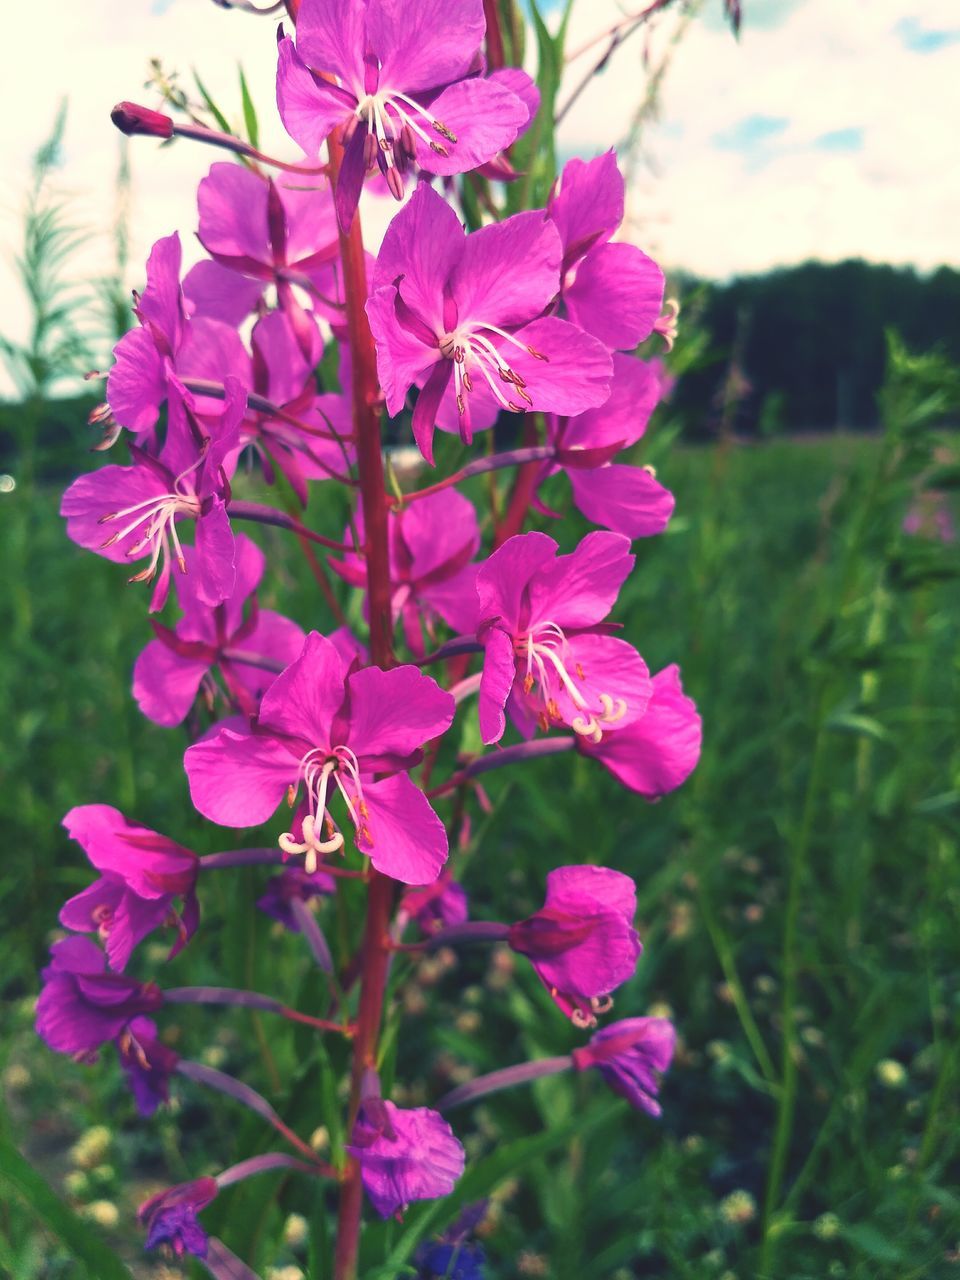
[111,102,174,139]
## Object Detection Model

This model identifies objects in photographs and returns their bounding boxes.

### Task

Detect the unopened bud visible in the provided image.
[111,102,174,139]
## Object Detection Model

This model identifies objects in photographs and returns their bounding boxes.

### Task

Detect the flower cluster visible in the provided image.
[39,0,703,1274]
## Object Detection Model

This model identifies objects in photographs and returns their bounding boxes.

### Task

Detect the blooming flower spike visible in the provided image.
[185,631,455,884]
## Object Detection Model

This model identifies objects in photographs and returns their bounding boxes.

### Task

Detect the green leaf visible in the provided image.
[193,69,233,136]
[842,1221,906,1265]
[238,65,260,149]
[0,1139,133,1280]
[825,711,891,743]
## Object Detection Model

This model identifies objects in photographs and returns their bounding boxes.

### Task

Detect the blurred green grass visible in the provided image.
[1,418,958,1279]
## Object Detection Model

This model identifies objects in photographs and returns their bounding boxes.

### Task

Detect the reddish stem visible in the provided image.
[326,127,396,1280]
[483,0,506,70]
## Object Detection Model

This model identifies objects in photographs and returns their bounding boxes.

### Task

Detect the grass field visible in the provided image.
[1,352,959,1278]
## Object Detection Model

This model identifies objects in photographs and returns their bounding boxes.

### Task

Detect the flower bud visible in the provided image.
[111,102,174,139]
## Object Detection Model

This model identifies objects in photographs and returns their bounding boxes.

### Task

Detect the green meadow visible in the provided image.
[1,341,958,1279]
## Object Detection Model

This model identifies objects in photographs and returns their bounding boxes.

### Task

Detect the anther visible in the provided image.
[432,120,457,142]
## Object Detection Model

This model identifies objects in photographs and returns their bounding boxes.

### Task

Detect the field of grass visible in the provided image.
[1,352,958,1278]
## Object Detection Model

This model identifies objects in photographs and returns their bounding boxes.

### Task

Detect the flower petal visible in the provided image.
[451,211,560,329]
[370,0,485,92]
[294,0,366,86]
[568,464,675,540]
[106,327,168,435]
[549,150,623,260]
[133,640,209,727]
[277,34,351,158]
[478,624,517,745]
[526,530,633,629]
[185,725,300,827]
[565,241,664,350]
[372,183,464,331]
[500,316,612,417]
[183,260,265,326]
[476,529,558,629]
[344,665,455,764]
[414,78,530,177]
[355,774,449,885]
[257,630,347,745]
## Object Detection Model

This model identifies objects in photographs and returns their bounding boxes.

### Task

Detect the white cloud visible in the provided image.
[0,0,956,396]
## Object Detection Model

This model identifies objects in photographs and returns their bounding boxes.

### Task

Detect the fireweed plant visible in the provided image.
[39,1,710,1275]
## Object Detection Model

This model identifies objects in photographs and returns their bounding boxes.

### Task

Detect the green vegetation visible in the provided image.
[1,340,957,1278]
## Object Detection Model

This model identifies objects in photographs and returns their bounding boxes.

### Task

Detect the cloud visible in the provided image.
[812,128,864,153]
[711,115,790,151]
[895,17,960,54]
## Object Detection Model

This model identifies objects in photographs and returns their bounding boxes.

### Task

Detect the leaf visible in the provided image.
[238,65,259,149]
[843,1221,906,1265]
[0,1139,133,1280]
[825,711,891,743]
[193,69,233,136]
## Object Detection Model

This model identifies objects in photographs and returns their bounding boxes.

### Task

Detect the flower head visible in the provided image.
[277,0,532,225]
[401,869,469,935]
[572,1016,676,1115]
[36,937,163,1059]
[367,184,613,463]
[61,378,247,611]
[475,530,651,744]
[106,233,249,439]
[579,664,702,798]
[139,1177,219,1260]
[508,866,641,1026]
[118,1016,180,1117]
[332,488,481,652]
[547,151,664,351]
[185,631,455,883]
[133,534,305,726]
[257,864,336,930]
[58,804,200,971]
[346,1099,465,1218]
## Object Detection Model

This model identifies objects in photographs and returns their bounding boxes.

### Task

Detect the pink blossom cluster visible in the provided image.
[40,0,703,1273]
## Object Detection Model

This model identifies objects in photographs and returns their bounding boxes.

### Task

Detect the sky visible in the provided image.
[0,0,958,391]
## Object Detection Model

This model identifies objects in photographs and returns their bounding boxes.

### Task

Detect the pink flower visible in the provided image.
[508,866,641,1026]
[276,0,531,226]
[547,151,664,352]
[400,869,469,936]
[139,1178,219,1260]
[572,1017,676,1116]
[538,353,675,540]
[185,632,455,884]
[366,183,613,463]
[133,534,305,727]
[106,233,248,438]
[475,530,652,745]
[346,1099,465,1218]
[332,488,481,653]
[59,805,200,972]
[36,936,163,1059]
[119,1016,180,1117]
[579,664,701,798]
[183,162,339,331]
[256,865,336,931]
[61,379,246,612]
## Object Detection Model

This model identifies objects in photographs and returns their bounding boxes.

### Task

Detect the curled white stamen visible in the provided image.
[571,1007,598,1029]
[591,995,614,1015]
[598,693,627,723]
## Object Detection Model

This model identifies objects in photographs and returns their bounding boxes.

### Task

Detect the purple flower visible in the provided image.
[538,353,675,540]
[579,664,702,798]
[547,151,664,352]
[58,804,200,971]
[475,530,652,745]
[346,1099,465,1218]
[332,488,481,653]
[118,1016,180,1117]
[366,183,613,463]
[257,865,336,931]
[61,378,246,611]
[36,937,163,1059]
[400,869,469,936]
[139,1177,219,1260]
[133,533,305,726]
[417,1242,485,1279]
[572,1017,676,1116]
[183,162,339,329]
[185,631,455,884]
[508,866,641,1026]
[243,310,356,503]
[276,0,531,226]
[106,233,249,438]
